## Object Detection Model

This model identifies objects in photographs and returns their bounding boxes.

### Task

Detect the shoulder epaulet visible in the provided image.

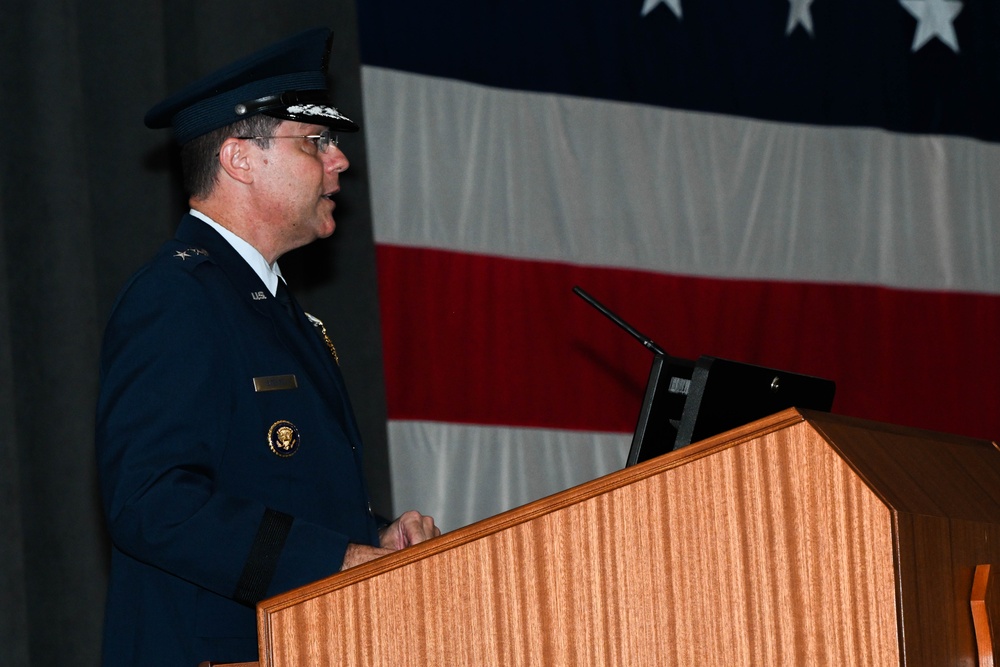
[162,243,213,271]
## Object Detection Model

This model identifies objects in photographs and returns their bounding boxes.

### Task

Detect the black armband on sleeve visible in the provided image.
[234,508,293,606]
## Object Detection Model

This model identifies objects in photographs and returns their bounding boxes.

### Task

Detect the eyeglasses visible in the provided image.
[236,129,339,153]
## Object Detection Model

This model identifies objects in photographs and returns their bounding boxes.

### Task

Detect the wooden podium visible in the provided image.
[246,409,1000,666]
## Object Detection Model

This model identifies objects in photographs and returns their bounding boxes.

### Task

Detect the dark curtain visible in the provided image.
[0,2,390,665]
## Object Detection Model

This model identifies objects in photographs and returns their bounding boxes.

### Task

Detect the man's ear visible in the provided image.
[218,138,254,185]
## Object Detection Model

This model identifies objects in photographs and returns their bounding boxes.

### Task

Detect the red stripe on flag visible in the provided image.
[378,244,1000,441]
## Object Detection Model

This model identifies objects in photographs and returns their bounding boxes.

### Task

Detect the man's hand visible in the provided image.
[340,510,441,571]
[379,510,441,550]
[340,543,394,570]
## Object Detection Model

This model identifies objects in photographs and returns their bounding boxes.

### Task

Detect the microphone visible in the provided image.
[572,286,667,357]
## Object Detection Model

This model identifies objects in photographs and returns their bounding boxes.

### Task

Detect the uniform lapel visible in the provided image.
[174,216,352,421]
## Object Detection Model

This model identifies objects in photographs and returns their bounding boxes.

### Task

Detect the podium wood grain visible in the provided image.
[255,409,1000,666]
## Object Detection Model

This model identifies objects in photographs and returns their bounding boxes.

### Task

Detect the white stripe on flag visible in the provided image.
[388,420,627,532]
[363,65,1000,294]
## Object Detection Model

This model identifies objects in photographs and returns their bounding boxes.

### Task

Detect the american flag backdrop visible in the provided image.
[356,1,1000,531]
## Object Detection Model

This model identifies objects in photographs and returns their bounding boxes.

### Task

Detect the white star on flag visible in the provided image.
[899,0,963,53]
[641,0,682,19]
[786,0,816,36]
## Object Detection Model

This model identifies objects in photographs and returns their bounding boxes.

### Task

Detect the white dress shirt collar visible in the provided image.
[189,208,284,296]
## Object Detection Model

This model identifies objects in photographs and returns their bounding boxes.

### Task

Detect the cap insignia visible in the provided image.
[285,103,350,121]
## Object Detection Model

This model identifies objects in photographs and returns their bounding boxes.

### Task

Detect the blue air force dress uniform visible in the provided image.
[95,28,378,666]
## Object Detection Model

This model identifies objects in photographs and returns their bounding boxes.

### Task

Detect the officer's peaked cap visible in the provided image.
[145,27,358,144]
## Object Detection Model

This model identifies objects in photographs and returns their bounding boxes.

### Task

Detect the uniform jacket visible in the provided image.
[96,214,379,666]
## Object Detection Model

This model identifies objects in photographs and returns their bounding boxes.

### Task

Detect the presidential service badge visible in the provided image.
[268,420,300,457]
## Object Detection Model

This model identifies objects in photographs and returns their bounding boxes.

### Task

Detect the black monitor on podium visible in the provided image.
[572,287,836,467]
[625,352,835,465]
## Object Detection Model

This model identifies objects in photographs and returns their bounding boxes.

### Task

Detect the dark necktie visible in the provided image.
[275,281,297,320]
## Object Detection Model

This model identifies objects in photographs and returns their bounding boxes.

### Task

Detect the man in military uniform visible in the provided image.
[95,28,439,666]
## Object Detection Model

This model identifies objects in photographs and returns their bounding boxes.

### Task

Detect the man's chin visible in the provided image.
[310,209,337,239]
[320,217,336,238]
[319,203,337,237]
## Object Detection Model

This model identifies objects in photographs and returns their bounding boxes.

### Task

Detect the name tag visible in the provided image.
[253,374,298,392]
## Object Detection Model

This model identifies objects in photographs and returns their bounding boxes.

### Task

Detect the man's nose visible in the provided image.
[325,146,349,173]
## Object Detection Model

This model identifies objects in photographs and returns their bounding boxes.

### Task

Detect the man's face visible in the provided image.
[250,120,350,257]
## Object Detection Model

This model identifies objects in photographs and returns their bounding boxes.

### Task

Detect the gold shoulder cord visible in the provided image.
[304,313,339,365]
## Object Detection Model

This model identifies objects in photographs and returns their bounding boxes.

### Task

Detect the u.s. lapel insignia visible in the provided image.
[268,420,300,457]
